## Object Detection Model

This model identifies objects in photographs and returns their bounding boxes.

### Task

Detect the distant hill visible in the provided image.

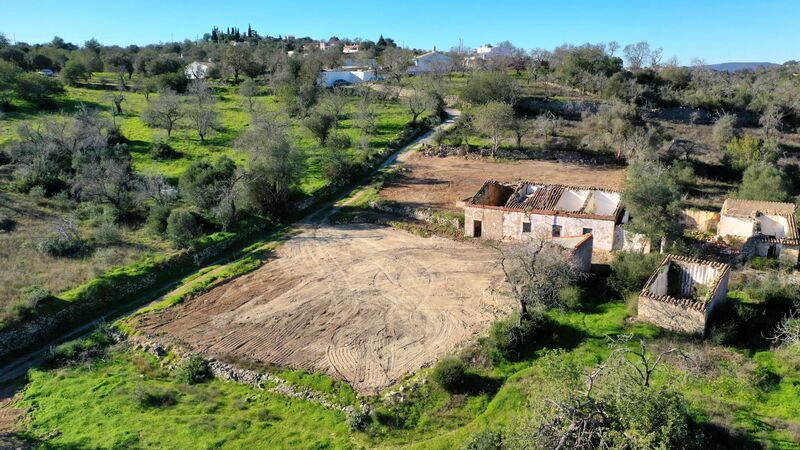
[704,62,779,72]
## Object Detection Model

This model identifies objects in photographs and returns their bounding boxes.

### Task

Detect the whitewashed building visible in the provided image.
[319,69,376,87]
[718,199,799,263]
[185,61,213,79]
[407,50,450,75]
[461,181,645,252]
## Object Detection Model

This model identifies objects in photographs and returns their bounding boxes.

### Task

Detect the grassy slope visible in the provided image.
[18,349,354,450]
[0,74,414,307]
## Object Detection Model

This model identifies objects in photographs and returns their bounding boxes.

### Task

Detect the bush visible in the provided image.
[147,204,171,234]
[463,429,504,450]
[609,252,663,295]
[347,409,372,431]
[558,285,583,310]
[177,355,211,384]
[166,209,200,248]
[134,384,177,408]
[431,356,469,393]
[150,141,181,160]
[2,286,52,324]
[156,72,188,93]
[93,221,122,246]
[14,72,65,107]
[485,312,546,363]
[0,213,15,232]
[51,326,115,363]
[750,256,780,271]
[38,225,83,257]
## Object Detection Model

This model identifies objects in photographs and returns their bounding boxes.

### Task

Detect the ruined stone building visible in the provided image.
[550,234,593,273]
[717,199,799,264]
[638,255,730,336]
[461,181,643,251]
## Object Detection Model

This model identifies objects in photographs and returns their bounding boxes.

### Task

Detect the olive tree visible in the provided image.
[474,101,515,157]
[142,90,183,138]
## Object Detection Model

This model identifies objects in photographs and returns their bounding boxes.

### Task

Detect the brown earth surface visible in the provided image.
[136,223,513,394]
[379,153,627,212]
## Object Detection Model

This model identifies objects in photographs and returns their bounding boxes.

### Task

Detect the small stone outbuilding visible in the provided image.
[637,255,730,336]
[550,234,593,273]
[718,199,799,265]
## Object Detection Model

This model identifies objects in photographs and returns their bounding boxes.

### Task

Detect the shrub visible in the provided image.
[558,285,583,310]
[750,256,780,271]
[14,72,65,107]
[134,384,177,408]
[0,213,15,232]
[347,409,372,431]
[93,221,122,246]
[431,356,469,393]
[51,326,115,363]
[38,223,83,256]
[737,163,790,202]
[485,312,546,363]
[150,141,181,160]
[2,286,52,324]
[166,209,200,248]
[147,204,171,234]
[156,72,188,93]
[177,355,211,384]
[609,252,663,295]
[463,429,504,450]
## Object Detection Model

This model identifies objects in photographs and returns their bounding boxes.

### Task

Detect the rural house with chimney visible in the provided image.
[717,199,799,265]
[637,255,730,336]
[462,180,644,251]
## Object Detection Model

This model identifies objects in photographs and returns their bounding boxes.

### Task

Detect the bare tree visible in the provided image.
[647,47,664,69]
[606,334,691,387]
[606,41,620,57]
[238,77,258,111]
[623,41,651,70]
[770,307,800,348]
[321,87,348,123]
[187,105,220,143]
[495,239,583,322]
[142,90,183,138]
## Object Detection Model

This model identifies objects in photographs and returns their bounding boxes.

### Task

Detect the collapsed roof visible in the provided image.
[468,180,624,221]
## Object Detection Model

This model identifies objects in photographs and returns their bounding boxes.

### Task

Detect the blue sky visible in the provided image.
[1,0,798,64]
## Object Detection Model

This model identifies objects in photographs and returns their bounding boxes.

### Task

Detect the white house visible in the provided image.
[474,44,512,60]
[185,61,213,80]
[320,69,376,87]
[461,180,645,252]
[407,50,450,75]
[717,198,799,263]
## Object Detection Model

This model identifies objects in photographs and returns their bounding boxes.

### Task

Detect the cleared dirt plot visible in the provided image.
[136,223,512,394]
[379,153,627,212]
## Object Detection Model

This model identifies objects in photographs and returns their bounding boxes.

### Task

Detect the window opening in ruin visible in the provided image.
[522,222,531,233]
[582,227,592,235]
[474,220,482,237]
[552,225,562,237]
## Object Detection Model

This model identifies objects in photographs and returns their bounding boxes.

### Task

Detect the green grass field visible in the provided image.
[13,285,800,449]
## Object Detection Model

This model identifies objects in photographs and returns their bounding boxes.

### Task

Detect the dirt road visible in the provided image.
[136,223,512,394]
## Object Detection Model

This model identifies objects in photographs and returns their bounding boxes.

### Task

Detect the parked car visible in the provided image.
[37,69,55,77]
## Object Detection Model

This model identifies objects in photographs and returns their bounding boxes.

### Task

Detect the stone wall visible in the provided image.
[637,294,708,336]
[681,209,719,233]
[464,205,618,251]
